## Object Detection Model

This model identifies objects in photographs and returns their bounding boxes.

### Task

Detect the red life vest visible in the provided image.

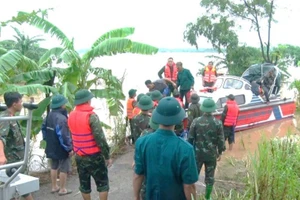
[132,107,141,118]
[164,63,178,81]
[68,104,101,156]
[224,100,239,126]
[175,97,184,108]
[204,66,217,83]
[153,100,158,108]
[126,98,136,119]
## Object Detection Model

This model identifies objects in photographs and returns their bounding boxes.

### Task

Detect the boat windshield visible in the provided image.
[214,78,223,89]
[223,78,243,89]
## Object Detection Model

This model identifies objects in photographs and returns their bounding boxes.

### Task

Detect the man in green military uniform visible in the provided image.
[68,89,112,200]
[132,96,154,142]
[187,93,202,130]
[133,97,198,200]
[176,62,194,108]
[0,92,34,200]
[188,98,225,200]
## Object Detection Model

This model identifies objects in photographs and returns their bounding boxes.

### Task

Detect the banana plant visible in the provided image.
[6,10,158,116]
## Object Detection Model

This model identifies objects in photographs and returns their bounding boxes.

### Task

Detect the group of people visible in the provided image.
[126,58,240,200]
[144,57,218,109]
[128,92,239,200]
[0,57,241,200]
[0,90,112,200]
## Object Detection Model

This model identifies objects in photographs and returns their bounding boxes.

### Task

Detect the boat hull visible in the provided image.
[214,99,296,131]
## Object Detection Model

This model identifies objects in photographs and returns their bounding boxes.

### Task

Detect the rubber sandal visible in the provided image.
[51,188,60,194]
[58,189,73,196]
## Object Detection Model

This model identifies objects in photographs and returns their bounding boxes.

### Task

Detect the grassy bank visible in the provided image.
[199,134,300,200]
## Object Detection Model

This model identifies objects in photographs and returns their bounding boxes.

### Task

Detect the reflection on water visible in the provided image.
[223,114,300,159]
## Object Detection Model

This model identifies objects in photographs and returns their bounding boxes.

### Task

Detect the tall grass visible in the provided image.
[247,135,300,200]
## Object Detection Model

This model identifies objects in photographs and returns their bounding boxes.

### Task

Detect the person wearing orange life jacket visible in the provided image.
[202,61,218,87]
[68,89,112,200]
[132,93,145,118]
[220,94,239,151]
[158,57,178,96]
[126,89,137,144]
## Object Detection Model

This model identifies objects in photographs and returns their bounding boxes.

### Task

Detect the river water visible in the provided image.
[224,114,300,159]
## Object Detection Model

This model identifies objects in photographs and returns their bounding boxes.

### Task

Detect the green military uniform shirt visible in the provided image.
[188,113,225,161]
[132,113,150,141]
[135,129,199,200]
[187,103,203,130]
[89,114,110,160]
[0,110,25,163]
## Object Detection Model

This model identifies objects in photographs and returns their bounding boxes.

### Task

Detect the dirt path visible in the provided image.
[32,145,208,200]
[33,146,135,200]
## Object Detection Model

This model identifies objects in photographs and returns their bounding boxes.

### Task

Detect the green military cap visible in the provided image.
[74,89,94,105]
[152,97,185,126]
[128,89,137,97]
[137,95,154,111]
[200,98,216,113]
[51,94,68,109]
[150,90,163,101]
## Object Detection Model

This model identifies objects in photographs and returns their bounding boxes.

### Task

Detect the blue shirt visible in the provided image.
[134,129,198,200]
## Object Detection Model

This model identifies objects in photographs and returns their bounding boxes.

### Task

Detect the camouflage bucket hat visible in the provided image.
[200,98,216,113]
[137,95,154,111]
[191,93,200,104]
[149,117,159,130]
[226,94,235,100]
[51,94,68,109]
[152,97,185,126]
[151,90,163,101]
[74,89,94,105]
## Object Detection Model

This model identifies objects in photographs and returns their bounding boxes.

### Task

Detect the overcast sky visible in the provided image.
[0,0,299,50]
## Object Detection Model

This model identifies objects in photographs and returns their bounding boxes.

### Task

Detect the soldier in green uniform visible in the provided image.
[132,96,154,142]
[0,92,34,200]
[133,97,198,200]
[188,98,225,200]
[68,89,112,200]
[187,93,202,130]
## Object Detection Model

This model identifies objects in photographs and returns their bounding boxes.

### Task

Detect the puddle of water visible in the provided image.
[223,115,300,159]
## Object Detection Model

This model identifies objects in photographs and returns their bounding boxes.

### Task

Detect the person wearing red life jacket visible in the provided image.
[158,57,178,96]
[173,90,184,108]
[220,94,239,151]
[202,61,218,87]
[68,89,112,200]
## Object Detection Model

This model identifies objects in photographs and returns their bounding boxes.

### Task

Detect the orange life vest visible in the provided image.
[164,63,178,81]
[224,100,239,126]
[132,107,141,118]
[68,104,101,156]
[175,97,184,108]
[204,66,217,83]
[127,98,136,119]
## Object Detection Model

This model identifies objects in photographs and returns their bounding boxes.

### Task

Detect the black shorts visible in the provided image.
[224,126,235,144]
[75,153,109,193]
[51,157,71,173]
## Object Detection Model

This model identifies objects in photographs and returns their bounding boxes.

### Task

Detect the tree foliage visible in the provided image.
[1,9,158,137]
[184,0,276,65]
